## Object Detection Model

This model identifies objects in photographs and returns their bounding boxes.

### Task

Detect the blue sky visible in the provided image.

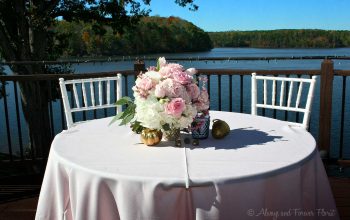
[145,0,350,32]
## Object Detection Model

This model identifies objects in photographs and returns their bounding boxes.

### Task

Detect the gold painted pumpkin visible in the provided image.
[141,129,163,146]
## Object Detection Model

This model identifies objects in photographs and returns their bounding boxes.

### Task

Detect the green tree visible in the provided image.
[0,0,198,157]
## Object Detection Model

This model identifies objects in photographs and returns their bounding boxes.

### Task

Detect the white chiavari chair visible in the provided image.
[251,72,317,129]
[59,74,122,129]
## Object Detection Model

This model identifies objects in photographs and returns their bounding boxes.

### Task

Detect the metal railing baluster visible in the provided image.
[13,81,24,160]
[339,76,346,159]
[218,74,222,111]
[59,97,66,130]
[2,80,13,162]
[47,80,54,138]
[229,75,232,112]
[240,75,243,113]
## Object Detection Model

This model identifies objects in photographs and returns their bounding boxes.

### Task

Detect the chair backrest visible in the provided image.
[251,73,317,129]
[59,74,122,129]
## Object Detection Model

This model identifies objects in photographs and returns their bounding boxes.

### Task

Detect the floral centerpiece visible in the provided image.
[111,57,209,145]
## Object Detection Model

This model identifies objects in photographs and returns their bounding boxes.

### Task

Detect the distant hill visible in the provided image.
[55,16,213,57]
[208,29,350,48]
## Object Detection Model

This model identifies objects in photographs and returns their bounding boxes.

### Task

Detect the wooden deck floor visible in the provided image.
[0,177,349,220]
[329,177,350,219]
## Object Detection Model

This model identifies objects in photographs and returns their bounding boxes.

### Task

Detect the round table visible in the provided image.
[35,111,338,220]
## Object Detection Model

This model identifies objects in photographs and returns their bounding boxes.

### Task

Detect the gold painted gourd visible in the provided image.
[211,119,230,139]
[141,129,163,146]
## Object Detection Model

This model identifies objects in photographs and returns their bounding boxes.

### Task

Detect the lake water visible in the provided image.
[71,47,350,72]
[1,48,350,159]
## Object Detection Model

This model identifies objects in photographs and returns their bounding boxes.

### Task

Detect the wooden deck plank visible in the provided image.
[329,177,350,219]
[0,185,40,204]
[0,197,38,220]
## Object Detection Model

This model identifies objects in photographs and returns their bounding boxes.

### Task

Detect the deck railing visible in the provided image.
[1,59,350,179]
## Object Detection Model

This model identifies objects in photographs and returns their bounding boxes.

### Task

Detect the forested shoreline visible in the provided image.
[54,17,350,58]
[209,30,350,48]
[56,16,213,57]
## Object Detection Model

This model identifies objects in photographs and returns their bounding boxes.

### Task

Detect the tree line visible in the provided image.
[209,30,350,48]
[56,16,213,57]
[55,26,350,57]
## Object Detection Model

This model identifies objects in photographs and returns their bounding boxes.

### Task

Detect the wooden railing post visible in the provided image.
[318,59,334,158]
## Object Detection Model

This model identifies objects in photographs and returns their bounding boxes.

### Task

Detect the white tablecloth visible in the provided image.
[36,111,339,220]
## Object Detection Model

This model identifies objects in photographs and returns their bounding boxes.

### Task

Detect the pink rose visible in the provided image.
[173,71,193,85]
[186,84,200,100]
[165,98,186,118]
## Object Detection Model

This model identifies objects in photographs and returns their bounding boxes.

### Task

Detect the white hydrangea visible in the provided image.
[145,70,162,82]
[135,96,164,129]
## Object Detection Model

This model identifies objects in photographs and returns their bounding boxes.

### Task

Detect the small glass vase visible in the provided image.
[191,115,210,139]
[162,128,180,141]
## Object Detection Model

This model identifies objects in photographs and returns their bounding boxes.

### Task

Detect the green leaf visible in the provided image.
[117,104,136,126]
[131,121,144,134]
[109,96,136,126]
[119,113,135,126]
[109,115,119,126]
[115,111,125,120]
[108,111,125,126]
[123,104,135,116]
[115,96,133,106]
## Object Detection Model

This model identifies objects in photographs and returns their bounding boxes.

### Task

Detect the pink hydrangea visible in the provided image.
[165,98,186,118]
